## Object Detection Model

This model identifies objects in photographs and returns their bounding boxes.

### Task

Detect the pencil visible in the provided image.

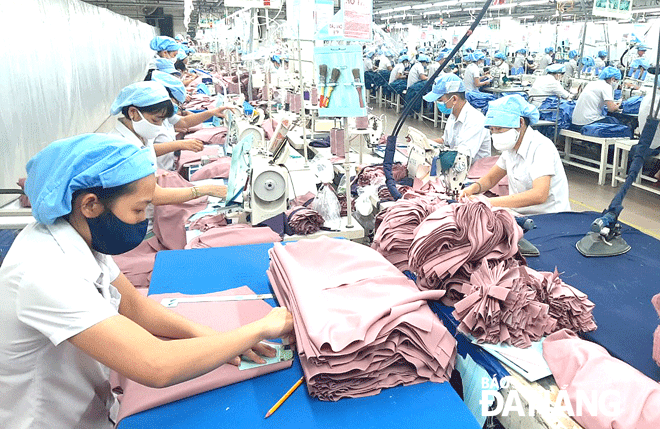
[264,376,305,418]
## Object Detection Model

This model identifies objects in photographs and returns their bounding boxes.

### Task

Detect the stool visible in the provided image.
[558,129,619,185]
[611,138,660,195]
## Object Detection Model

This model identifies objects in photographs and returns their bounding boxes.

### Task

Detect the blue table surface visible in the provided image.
[525,211,660,381]
[119,243,480,429]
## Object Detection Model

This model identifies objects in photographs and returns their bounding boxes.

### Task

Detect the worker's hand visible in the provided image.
[200,184,227,199]
[180,139,204,152]
[237,342,279,365]
[433,137,445,144]
[185,94,192,103]
[460,183,479,199]
[259,307,294,340]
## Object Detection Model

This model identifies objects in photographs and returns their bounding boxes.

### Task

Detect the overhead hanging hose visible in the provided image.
[383,0,493,200]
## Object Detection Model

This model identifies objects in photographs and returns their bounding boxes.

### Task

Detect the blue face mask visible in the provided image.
[436,100,453,115]
[172,103,179,115]
[86,209,148,255]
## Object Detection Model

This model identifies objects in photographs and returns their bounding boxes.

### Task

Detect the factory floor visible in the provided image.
[369,104,660,240]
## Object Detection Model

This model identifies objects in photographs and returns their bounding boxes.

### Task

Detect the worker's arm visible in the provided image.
[474,76,491,88]
[176,106,238,129]
[419,73,428,81]
[605,100,621,112]
[461,164,508,197]
[152,183,227,205]
[489,175,552,209]
[153,139,204,156]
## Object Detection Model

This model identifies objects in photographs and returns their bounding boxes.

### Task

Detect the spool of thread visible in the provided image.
[331,128,345,157]
[311,85,319,106]
[355,116,369,130]
[304,90,310,101]
[291,94,302,112]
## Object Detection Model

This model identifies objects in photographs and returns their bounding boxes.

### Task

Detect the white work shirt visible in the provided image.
[442,102,492,161]
[538,54,553,72]
[513,54,526,69]
[463,63,481,92]
[153,114,183,171]
[572,79,614,126]
[363,57,374,72]
[496,128,571,215]
[594,58,606,70]
[427,62,440,78]
[407,62,427,88]
[528,75,572,107]
[109,120,158,167]
[0,219,121,429]
[389,63,405,83]
[495,61,509,76]
[565,59,577,78]
[638,94,660,150]
[377,56,392,71]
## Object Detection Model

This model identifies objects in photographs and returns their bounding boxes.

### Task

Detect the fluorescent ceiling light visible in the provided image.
[378,8,394,14]
[517,15,534,19]
[412,4,430,9]
[633,7,660,13]
[392,6,412,12]
[432,0,461,6]
[518,0,550,6]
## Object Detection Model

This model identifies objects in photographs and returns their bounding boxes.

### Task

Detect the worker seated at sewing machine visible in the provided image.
[623,58,652,91]
[528,64,574,107]
[572,66,622,128]
[422,74,491,162]
[461,94,570,215]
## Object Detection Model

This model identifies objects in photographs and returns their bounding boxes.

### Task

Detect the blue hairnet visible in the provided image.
[150,70,186,104]
[599,66,621,80]
[25,134,156,225]
[423,74,465,102]
[569,50,578,59]
[110,81,170,115]
[185,47,196,55]
[545,47,554,54]
[417,54,431,63]
[150,36,180,52]
[418,47,426,54]
[638,44,650,51]
[435,53,446,61]
[366,51,375,58]
[494,52,506,60]
[385,50,395,57]
[176,51,187,61]
[400,48,408,55]
[631,58,651,69]
[581,56,595,66]
[484,94,539,128]
[155,58,177,74]
[546,63,565,74]
[175,34,184,41]
[398,55,410,63]
[473,51,485,61]
[598,50,607,58]
[517,48,527,55]
[272,55,281,64]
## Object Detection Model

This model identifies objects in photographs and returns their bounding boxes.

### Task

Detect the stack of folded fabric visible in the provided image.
[408,198,523,290]
[356,163,408,187]
[267,236,457,401]
[285,206,325,235]
[185,224,281,249]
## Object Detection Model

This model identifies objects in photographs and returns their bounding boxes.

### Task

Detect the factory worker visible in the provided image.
[389,55,409,84]
[407,54,430,88]
[636,88,660,180]
[147,36,182,71]
[463,52,491,92]
[109,81,229,203]
[538,47,555,73]
[581,55,595,73]
[563,50,579,86]
[528,64,572,107]
[270,54,282,70]
[461,94,570,215]
[423,74,491,162]
[572,66,622,127]
[155,57,181,77]
[0,134,294,429]
[626,58,651,88]
[595,50,608,70]
[427,53,447,78]
[637,44,650,59]
[493,52,509,76]
[513,49,527,70]
[378,50,394,71]
[364,51,375,72]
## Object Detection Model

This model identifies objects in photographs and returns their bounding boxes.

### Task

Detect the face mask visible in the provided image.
[611,81,618,90]
[169,56,177,63]
[86,209,148,255]
[437,96,454,115]
[172,104,179,115]
[495,60,502,66]
[492,128,520,151]
[132,110,163,140]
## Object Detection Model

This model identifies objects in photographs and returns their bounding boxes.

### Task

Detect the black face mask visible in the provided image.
[86,210,148,255]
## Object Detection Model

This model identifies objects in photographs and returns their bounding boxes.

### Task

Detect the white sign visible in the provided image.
[592,0,633,20]
[329,22,344,37]
[342,0,372,41]
[224,0,283,9]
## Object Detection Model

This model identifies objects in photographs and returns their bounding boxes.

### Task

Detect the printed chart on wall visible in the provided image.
[593,0,633,19]
[343,0,372,41]
[314,45,367,118]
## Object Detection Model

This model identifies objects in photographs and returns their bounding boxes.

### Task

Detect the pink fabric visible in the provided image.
[184,224,281,249]
[261,119,278,140]
[543,329,660,429]
[267,237,457,401]
[289,191,316,208]
[190,156,231,181]
[184,126,228,145]
[356,163,408,187]
[16,178,30,208]
[112,237,167,289]
[285,206,325,235]
[468,156,509,197]
[653,293,660,367]
[188,214,228,232]
[153,170,209,250]
[112,287,293,424]
[183,94,217,110]
[176,145,225,175]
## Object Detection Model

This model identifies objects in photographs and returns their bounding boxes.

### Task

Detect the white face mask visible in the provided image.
[492,128,520,151]
[132,110,163,140]
[611,80,618,90]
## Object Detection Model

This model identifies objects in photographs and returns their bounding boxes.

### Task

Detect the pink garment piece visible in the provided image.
[188,213,228,232]
[153,170,209,250]
[182,93,217,110]
[653,293,660,367]
[112,237,167,289]
[184,126,228,145]
[185,224,281,249]
[267,236,457,401]
[288,191,316,208]
[190,156,231,181]
[176,145,225,176]
[112,287,293,424]
[285,206,325,235]
[543,329,660,429]
[16,178,30,208]
[468,156,509,197]
[356,163,408,187]
[261,119,278,141]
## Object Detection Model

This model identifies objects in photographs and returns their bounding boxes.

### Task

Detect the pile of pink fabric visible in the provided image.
[189,157,231,181]
[356,163,408,187]
[267,237,457,401]
[408,197,523,291]
[177,146,225,177]
[188,213,228,232]
[285,206,325,235]
[183,94,218,110]
[185,224,281,249]
[653,293,660,367]
[184,127,228,145]
[467,156,508,197]
[112,237,167,289]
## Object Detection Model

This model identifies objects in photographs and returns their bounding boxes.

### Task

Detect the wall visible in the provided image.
[0,0,156,205]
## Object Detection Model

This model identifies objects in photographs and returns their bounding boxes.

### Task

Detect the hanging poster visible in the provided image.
[343,0,372,41]
[314,45,367,118]
[592,0,633,20]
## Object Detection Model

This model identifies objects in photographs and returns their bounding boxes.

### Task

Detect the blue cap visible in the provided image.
[494,52,506,60]
[545,47,554,54]
[150,36,180,52]
[25,134,156,225]
[399,55,410,63]
[423,74,466,102]
[598,50,607,58]
[581,56,595,66]
[631,58,651,69]
[385,50,395,57]
[569,50,578,59]
[473,51,485,61]
[366,51,375,58]
[150,70,186,104]
[599,66,622,80]
[517,48,527,55]
[546,63,565,74]
[484,94,539,128]
[435,53,447,61]
[110,81,170,115]
[184,47,196,55]
[155,58,177,74]
[417,54,431,63]
[638,44,650,51]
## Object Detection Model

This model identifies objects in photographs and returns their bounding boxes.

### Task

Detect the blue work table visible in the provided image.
[118,242,480,429]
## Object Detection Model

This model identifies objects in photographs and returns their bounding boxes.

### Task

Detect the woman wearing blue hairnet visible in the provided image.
[572,66,622,127]
[147,36,182,76]
[0,134,294,428]
[461,94,571,215]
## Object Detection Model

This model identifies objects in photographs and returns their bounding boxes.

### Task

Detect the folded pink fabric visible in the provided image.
[176,145,225,176]
[288,191,316,208]
[285,206,325,235]
[153,170,209,250]
[182,94,218,110]
[189,156,231,181]
[184,224,281,249]
[112,237,166,289]
[543,329,660,429]
[653,293,660,367]
[356,163,408,187]
[112,287,293,424]
[468,156,509,197]
[187,213,228,232]
[184,126,228,145]
[261,118,278,140]
[267,237,457,401]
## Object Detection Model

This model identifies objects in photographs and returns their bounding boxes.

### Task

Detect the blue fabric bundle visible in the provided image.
[466,90,496,114]
[580,123,632,138]
[405,81,428,113]
[622,96,643,115]
[389,79,407,95]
